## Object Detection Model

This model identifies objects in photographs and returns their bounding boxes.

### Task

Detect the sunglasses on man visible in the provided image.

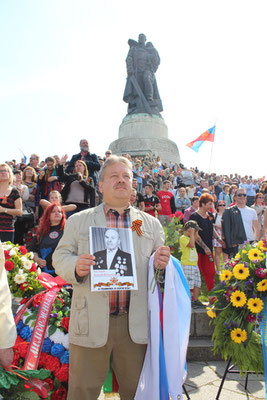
[236,193,247,197]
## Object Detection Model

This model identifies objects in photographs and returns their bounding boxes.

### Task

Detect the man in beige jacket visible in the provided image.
[53,155,170,400]
[0,243,17,366]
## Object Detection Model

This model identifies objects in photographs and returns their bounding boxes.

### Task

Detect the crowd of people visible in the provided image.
[0,139,266,399]
[1,139,267,288]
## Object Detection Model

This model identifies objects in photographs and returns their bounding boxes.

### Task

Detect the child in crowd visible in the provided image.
[180,220,206,309]
[39,190,77,214]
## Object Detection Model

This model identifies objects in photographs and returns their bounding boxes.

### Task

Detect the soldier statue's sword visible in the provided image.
[129,75,153,115]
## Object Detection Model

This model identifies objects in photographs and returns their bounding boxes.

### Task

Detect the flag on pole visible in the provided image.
[186,125,216,152]
[18,148,27,164]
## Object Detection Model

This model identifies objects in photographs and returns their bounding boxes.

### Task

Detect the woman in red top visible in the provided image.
[0,164,22,242]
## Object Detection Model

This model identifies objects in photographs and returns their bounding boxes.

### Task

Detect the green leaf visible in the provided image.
[17,368,50,380]
[24,314,35,325]
[0,368,19,389]
[48,324,57,337]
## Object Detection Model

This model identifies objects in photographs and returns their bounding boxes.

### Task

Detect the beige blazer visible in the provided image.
[53,204,164,348]
[0,243,17,349]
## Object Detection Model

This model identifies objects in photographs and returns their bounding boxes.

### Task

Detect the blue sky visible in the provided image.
[1,0,266,177]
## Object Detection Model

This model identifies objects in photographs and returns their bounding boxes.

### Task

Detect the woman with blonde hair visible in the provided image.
[22,166,39,217]
[251,193,266,236]
[58,158,95,216]
[0,163,22,242]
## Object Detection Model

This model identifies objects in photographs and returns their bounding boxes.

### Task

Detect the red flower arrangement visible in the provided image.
[54,364,69,383]
[40,354,60,374]
[5,260,14,271]
[33,292,46,307]
[19,245,28,255]
[4,250,11,259]
[20,283,29,291]
[43,377,54,391]
[30,263,37,272]
[60,317,70,332]
[51,385,67,400]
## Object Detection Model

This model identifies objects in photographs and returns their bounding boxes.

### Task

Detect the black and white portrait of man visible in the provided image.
[92,228,133,277]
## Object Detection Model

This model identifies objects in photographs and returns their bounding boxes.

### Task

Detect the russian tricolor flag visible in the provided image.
[186,125,216,152]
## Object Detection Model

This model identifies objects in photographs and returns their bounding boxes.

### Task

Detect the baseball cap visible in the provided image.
[184,221,202,231]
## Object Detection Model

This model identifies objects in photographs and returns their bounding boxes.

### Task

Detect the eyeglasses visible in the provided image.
[218,204,226,207]
[0,170,8,173]
[237,193,247,197]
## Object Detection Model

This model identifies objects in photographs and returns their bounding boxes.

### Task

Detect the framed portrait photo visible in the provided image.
[90,226,138,292]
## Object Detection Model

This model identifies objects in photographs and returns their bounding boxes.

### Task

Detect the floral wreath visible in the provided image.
[206,238,267,374]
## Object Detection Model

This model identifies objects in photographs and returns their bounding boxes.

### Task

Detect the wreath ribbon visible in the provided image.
[14,273,67,371]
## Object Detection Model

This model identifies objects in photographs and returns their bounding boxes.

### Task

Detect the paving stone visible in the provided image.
[244,380,266,399]
[186,361,219,386]
[209,361,264,381]
[187,383,251,400]
[98,390,120,399]
[213,379,265,398]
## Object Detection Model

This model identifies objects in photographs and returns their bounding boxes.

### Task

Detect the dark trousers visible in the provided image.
[0,231,14,243]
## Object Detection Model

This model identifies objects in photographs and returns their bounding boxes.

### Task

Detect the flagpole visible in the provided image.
[208,121,217,174]
[208,141,215,174]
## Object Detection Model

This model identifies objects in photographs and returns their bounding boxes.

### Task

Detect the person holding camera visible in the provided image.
[58,157,95,217]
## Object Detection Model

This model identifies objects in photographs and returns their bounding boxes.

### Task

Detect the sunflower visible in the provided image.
[248,248,263,262]
[257,279,267,292]
[230,328,247,344]
[220,270,232,282]
[257,240,267,252]
[230,290,247,307]
[206,307,216,319]
[233,264,250,280]
[247,298,264,314]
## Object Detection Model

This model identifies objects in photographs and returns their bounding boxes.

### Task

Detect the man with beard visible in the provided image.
[66,139,100,185]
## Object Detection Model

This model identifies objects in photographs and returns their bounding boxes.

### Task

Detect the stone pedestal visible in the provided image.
[109,113,180,163]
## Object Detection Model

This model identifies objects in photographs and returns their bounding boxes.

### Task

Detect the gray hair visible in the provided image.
[99,155,133,182]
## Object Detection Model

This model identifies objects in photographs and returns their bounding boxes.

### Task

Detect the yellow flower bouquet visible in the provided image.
[207,238,267,374]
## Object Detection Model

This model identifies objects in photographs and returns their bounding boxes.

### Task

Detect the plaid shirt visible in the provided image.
[104,204,131,314]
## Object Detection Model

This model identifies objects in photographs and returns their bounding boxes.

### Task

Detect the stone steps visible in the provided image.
[188,308,222,361]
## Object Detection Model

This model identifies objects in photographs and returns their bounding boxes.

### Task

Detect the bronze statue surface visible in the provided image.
[123,33,163,116]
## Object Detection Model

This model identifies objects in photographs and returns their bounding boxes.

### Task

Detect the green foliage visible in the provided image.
[212,317,263,375]
[164,216,183,260]
[0,367,50,399]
